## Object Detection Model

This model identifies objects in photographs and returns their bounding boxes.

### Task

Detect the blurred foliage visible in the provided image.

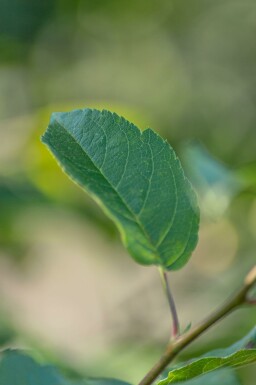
[0,0,255,384]
[0,0,55,62]
[0,350,132,385]
[0,315,16,346]
[182,141,243,218]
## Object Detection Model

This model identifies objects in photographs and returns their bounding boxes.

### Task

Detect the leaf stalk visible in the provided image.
[159,269,180,338]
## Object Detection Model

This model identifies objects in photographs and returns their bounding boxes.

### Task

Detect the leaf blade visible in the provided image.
[158,327,256,384]
[169,369,241,385]
[42,109,199,270]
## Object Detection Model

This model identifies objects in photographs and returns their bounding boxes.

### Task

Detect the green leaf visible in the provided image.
[170,369,241,385]
[0,350,131,385]
[42,109,199,270]
[158,327,256,384]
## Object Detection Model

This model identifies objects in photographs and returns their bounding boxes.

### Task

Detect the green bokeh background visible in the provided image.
[0,0,255,384]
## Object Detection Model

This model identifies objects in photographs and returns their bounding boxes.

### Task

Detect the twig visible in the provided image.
[139,265,256,385]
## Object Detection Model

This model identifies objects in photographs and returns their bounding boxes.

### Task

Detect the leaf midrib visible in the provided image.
[53,117,162,262]
[86,113,194,265]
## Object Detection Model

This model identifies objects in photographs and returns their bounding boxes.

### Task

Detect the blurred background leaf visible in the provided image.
[0,350,132,385]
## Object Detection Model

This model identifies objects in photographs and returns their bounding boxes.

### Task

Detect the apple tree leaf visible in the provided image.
[42,109,199,270]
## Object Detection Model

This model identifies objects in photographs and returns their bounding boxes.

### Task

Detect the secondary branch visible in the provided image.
[139,265,256,385]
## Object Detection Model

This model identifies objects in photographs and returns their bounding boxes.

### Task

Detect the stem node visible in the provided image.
[139,265,256,385]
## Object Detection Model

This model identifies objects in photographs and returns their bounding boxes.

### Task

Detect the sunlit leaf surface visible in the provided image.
[42,109,199,270]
